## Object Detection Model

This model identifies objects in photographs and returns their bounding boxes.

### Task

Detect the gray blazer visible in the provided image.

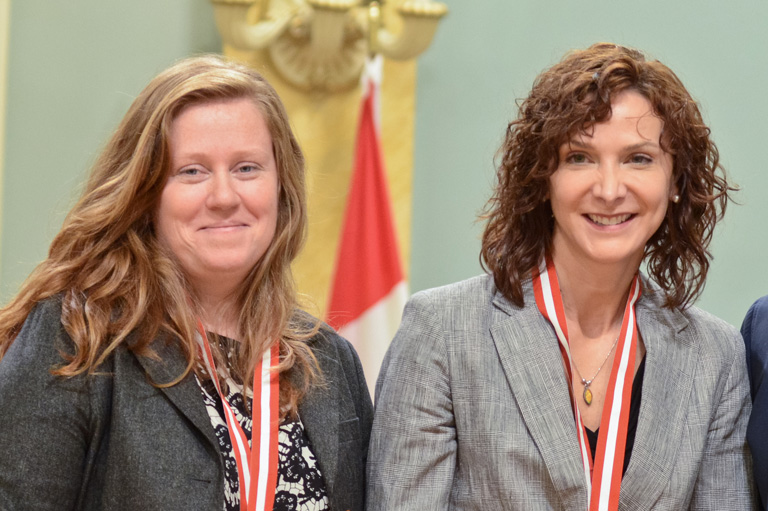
[0,297,373,511]
[367,275,755,510]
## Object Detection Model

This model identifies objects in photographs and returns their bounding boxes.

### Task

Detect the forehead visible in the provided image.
[566,90,663,146]
[166,98,275,170]
[172,96,265,123]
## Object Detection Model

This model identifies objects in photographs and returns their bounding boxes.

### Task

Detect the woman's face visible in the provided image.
[156,97,280,296]
[548,90,676,270]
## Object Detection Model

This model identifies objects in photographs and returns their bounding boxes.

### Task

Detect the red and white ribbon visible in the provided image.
[532,256,641,511]
[196,320,280,511]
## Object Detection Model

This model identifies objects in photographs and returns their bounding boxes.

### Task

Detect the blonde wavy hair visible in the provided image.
[0,55,320,415]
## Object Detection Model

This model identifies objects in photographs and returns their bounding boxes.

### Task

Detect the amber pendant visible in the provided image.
[583,386,593,405]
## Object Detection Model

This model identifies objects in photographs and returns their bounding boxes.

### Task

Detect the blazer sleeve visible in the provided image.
[0,299,106,511]
[688,325,757,510]
[339,331,375,455]
[741,296,768,398]
[742,296,768,510]
[367,291,456,511]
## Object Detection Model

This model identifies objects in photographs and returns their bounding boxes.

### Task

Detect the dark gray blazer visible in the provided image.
[0,297,373,511]
[368,274,755,510]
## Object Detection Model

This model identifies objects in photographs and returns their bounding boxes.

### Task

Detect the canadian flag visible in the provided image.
[327,56,408,396]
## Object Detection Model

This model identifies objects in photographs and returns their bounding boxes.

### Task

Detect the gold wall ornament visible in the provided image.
[210,0,447,92]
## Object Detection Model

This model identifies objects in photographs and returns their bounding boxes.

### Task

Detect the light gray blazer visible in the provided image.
[0,296,373,511]
[367,274,755,510]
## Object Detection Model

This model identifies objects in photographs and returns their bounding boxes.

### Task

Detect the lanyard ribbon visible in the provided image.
[532,256,641,511]
[196,320,280,511]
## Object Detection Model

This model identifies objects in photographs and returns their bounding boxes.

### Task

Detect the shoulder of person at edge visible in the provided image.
[742,294,768,511]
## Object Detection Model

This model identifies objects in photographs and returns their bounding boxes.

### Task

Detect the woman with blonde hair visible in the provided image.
[0,55,372,511]
[368,43,754,509]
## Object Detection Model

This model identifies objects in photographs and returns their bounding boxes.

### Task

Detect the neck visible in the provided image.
[550,250,639,339]
[192,281,241,339]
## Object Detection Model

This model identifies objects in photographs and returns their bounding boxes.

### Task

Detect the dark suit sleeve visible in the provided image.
[742,296,768,510]
[367,291,456,511]
[742,297,768,398]
[0,300,100,510]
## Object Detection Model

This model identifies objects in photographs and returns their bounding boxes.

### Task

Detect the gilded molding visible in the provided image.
[210,0,447,91]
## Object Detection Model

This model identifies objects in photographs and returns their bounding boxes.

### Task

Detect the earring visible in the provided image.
[671,194,680,204]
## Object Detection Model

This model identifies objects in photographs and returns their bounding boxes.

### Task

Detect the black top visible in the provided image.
[585,356,646,476]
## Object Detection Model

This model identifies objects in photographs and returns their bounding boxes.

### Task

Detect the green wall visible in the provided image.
[2,1,768,329]
[410,0,768,328]
[1,0,220,298]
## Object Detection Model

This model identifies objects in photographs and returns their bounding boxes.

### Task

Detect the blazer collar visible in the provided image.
[135,331,344,495]
[491,282,590,510]
[134,336,220,452]
[617,276,696,510]
[490,276,695,510]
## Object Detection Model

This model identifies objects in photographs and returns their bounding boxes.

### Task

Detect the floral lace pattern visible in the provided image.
[196,372,329,511]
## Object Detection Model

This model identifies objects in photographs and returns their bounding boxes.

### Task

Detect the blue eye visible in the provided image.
[180,167,200,176]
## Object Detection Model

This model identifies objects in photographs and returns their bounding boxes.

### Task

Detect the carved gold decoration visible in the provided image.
[210,0,446,91]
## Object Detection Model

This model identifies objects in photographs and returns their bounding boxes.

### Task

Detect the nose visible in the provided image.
[592,161,626,203]
[207,171,240,210]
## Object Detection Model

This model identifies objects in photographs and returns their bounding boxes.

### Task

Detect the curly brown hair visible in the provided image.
[481,43,733,309]
[0,55,320,417]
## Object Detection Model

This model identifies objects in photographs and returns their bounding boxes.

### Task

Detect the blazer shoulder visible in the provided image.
[294,312,357,368]
[3,295,75,365]
[742,295,768,347]
[291,311,370,401]
[408,274,498,314]
[683,304,742,345]
[741,295,768,392]
[640,276,741,351]
[673,302,745,373]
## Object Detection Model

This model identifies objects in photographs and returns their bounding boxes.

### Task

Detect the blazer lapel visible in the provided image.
[490,289,590,510]
[618,288,695,510]
[135,332,344,493]
[135,338,219,450]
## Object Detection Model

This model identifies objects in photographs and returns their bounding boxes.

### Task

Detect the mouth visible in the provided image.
[200,223,248,231]
[586,213,633,226]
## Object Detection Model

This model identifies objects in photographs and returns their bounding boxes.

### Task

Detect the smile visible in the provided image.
[200,224,248,231]
[586,213,633,226]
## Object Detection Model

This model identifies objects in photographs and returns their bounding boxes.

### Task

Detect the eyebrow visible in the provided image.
[564,139,660,152]
[173,148,273,163]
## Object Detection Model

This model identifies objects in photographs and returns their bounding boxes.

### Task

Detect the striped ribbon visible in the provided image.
[532,256,641,510]
[196,320,280,511]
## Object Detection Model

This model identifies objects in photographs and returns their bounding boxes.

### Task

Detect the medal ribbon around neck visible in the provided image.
[532,256,641,511]
[196,320,280,511]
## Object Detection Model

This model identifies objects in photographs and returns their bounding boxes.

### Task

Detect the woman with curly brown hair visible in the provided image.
[367,43,754,510]
[0,56,372,511]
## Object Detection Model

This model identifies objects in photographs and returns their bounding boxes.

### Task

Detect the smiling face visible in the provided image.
[156,97,280,297]
[549,90,677,271]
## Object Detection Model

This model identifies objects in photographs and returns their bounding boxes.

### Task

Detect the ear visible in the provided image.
[669,180,680,203]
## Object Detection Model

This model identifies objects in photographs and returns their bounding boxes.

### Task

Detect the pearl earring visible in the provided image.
[671,194,680,204]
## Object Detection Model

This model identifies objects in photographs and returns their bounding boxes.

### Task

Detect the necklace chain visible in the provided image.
[571,334,619,405]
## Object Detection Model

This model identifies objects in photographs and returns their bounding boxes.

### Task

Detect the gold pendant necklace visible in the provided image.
[572,335,619,406]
